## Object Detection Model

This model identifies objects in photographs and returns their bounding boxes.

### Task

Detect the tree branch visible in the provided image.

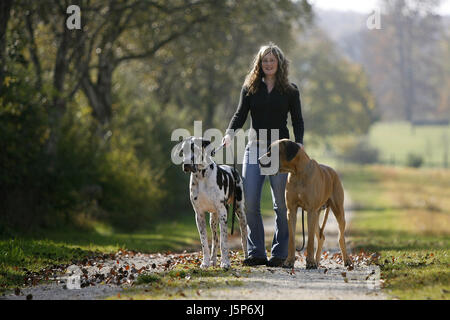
[25,12,43,89]
[114,14,211,64]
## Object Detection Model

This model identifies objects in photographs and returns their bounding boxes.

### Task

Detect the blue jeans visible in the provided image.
[242,142,289,259]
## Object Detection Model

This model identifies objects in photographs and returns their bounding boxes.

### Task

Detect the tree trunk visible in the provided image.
[46,18,71,160]
[80,59,114,127]
[0,0,14,89]
[394,2,415,123]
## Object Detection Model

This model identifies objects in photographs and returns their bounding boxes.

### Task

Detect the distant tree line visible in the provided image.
[335,0,450,123]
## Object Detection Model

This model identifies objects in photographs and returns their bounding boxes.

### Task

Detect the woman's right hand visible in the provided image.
[222,134,232,147]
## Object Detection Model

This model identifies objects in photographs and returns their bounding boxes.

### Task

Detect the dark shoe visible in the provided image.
[242,256,268,266]
[266,257,286,267]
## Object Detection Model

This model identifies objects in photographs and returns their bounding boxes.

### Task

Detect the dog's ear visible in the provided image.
[174,141,184,156]
[201,139,216,157]
[201,139,211,149]
[173,136,193,155]
[285,141,300,162]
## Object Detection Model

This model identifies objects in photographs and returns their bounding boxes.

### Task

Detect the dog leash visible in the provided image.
[213,142,226,154]
[228,143,237,236]
[217,141,305,250]
[299,208,305,252]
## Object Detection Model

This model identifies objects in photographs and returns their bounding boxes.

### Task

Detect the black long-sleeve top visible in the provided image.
[226,81,304,145]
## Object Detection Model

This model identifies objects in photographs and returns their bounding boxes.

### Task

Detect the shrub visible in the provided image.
[406,153,424,168]
[334,136,379,164]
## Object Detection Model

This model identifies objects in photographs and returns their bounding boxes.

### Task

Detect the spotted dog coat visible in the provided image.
[175,137,248,269]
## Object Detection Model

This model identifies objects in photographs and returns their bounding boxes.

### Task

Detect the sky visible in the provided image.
[310,0,450,15]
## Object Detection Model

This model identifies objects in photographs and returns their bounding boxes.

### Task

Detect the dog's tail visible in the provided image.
[319,207,330,239]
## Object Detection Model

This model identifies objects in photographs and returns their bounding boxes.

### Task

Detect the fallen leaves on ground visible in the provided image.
[15,248,382,291]
[15,249,248,290]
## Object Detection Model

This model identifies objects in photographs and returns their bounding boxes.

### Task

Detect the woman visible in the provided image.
[222,43,304,267]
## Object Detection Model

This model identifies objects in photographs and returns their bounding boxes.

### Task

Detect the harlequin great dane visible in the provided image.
[174,137,248,269]
[258,139,353,269]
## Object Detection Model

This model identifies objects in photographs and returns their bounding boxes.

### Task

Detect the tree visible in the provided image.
[290,27,377,141]
[13,0,312,133]
[0,0,14,89]
[126,0,312,129]
[361,0,445,122]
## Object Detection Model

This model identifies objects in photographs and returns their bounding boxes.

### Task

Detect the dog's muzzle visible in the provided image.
[182,163,197,173]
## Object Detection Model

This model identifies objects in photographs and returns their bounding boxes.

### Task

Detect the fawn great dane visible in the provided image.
[259,139,352,269]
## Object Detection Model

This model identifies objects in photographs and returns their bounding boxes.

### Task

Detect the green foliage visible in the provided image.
[290,28,378,142]
[0,55,50,232]
[0,71,183,232]
[131,0,312,130]
[333,136,379,164]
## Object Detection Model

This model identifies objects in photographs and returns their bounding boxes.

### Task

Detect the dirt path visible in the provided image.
[2,193,387,300]
[206,192,387,300]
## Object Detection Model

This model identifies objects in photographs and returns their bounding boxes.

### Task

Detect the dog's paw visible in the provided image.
[344,258,353,268]
[200,262,211,269]
[282,258,295,269]
[306,259,318,270]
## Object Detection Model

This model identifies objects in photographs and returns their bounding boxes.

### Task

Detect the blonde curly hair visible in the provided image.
[244,42,294,95]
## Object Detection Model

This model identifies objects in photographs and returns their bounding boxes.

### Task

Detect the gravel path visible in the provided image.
[1,193,387,300]
[213,192,387,300]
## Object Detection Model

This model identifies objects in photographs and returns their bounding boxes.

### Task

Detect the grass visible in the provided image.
[340,165,450,300]
[368,122,450,167]
[0,213,202,291]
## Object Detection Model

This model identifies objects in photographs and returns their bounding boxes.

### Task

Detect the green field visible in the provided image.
[299,121,450,169]
[340,165,450,300]
[368,122,450,167]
